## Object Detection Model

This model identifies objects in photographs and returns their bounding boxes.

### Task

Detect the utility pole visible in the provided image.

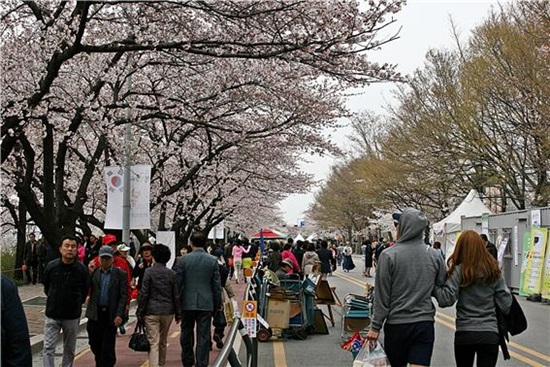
[122,74,132,244]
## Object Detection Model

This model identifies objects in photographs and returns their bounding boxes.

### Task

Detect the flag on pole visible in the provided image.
[259,228,265,256]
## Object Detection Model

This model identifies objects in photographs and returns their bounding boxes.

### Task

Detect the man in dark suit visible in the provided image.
[23,232,39,284]
[86,246,127,367]
[175,231,222,367]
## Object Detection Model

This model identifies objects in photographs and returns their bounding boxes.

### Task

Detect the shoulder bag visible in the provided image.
[128,319,150,352]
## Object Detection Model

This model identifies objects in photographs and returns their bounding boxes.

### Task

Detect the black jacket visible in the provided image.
[86,266,128,322]
[316,248,333,274]
[486,241,498,260]
[43,259,90,320]
[1,276,32,367]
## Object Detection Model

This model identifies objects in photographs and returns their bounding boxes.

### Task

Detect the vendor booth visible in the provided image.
[250,228,287,240]
[433,189,492,258]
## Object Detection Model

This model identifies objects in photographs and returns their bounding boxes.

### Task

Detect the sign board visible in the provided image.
[242,300,257,337]
[242,300,257,319]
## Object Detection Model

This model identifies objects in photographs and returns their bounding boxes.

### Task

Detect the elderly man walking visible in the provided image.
[86,245,128,367]
[42,236,90,367]
[175,231,222,367]
[366,208,446,367]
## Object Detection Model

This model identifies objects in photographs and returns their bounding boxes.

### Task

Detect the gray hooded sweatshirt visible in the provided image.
[371,208,446,332]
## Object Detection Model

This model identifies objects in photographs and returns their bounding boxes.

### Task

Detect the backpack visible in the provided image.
[496,294,528,360]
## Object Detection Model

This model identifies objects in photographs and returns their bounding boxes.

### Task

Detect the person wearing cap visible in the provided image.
[133,241,154,291]
[42,236,90,367]
[117,243,136,270]
[366,208,446,367]
[86,245,128,367]
[275,258,294,279]
[175,230,222,367]
[88,234,132,307]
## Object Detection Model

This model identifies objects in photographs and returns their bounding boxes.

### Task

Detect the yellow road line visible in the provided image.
[273,340,288,367]
[140,361,149,367]
[337,273,549,367]
[73,346,90,361]
[508,351,546,367]
[509,342,550,363]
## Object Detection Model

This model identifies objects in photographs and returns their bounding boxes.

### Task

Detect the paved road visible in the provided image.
[18,254,550,366]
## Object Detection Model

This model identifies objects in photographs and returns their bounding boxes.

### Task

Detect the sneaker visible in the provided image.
[213,334,224,349]
[119,325,126,335]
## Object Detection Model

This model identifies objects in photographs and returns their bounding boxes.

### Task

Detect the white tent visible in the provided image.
[306,233,317,242]
[294,233,305,242]
[433,189,492,258]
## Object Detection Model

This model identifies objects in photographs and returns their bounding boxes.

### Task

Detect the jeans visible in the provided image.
[180,310,212,367]
[145,314,174,367]
[43,317,80,367]
[87,309,117,367]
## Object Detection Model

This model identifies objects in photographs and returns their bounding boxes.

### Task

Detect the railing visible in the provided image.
[212,273,259,367]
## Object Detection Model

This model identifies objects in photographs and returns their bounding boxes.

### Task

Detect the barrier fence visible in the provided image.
[213,272,259,367]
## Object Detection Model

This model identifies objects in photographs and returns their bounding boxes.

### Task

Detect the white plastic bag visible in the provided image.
[353,340,390,367]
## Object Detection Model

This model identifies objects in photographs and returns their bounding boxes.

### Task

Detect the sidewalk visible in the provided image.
[19,280,248,365]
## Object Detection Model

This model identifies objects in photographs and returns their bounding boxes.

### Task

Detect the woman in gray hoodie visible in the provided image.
[434,230,512,367]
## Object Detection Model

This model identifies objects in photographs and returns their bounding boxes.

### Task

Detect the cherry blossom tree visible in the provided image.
[1,0,404,251]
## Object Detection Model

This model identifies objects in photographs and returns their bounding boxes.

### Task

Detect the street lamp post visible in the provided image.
[122,74,132,244]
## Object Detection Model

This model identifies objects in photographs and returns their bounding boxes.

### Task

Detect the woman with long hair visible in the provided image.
[434,230,512,367]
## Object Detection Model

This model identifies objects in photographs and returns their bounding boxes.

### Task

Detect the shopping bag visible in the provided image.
[341,331,365,358]
[224,299,235,324]
[128,319,150,352]
[354,340,390,367]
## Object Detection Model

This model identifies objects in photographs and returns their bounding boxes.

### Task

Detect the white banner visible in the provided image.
[156,231,176,269]
[208,221,225,240]
[104,165,151,229]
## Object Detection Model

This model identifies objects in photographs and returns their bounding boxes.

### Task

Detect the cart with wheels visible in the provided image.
[341,293,372,341]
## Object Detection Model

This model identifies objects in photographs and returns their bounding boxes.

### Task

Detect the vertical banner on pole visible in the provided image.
[497,232,509,264]
[259,229,265,257]
[542,237,550,300]
[105,165,151,229]
[157,231,176,269]
[520,227,548,296]
[208,222,225,240]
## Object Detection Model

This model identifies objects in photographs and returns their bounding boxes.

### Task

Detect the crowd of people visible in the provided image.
[3,210,514,367]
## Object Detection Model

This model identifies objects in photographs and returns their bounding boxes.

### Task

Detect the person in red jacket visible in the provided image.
[88,234,132,333]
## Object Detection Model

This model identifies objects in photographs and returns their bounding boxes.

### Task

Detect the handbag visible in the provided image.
[128,319,150,352]
[496,294,527,360]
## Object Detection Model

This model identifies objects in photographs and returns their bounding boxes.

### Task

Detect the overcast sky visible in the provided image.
[279,0,507,225]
